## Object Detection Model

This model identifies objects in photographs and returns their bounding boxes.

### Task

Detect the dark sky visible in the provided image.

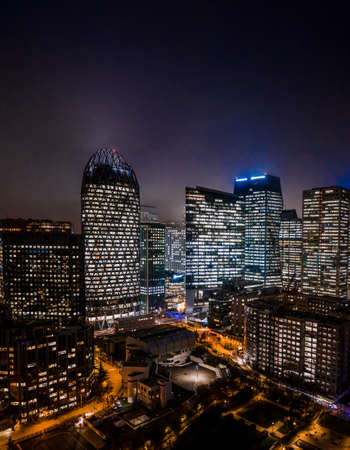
[1,3,350,230]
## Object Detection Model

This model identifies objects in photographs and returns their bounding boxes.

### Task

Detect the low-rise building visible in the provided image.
[127,373,172,409]
[126,325,195,366]
[120,359,172,409]
[115,314,156,334]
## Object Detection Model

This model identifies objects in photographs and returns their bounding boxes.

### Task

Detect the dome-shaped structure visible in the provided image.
[81,148,141,329]
[82,148,139,192]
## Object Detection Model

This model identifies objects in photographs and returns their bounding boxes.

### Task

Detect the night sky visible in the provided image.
[1,4,350,230]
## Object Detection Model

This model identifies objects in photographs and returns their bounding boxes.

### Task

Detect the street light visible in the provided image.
[195,364,199,392]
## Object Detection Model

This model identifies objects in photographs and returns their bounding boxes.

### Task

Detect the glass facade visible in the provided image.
[81,148,140,328]
[279,209,302,288]
[0,219,73,303]
[1,230,84,326]
[140,222,166,313]
[165,273,185,311]
[165,223,185,273]
[234,175,283,287]
[186,186,245,304]
[301,187,350,298]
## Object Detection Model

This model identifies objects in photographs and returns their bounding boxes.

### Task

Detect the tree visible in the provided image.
[97,361,107,382]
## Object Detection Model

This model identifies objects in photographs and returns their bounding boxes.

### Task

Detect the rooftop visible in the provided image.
[249,299,349,326]
[130,325,194,341]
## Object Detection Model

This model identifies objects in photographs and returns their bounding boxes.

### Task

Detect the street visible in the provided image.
[0,356,122,449]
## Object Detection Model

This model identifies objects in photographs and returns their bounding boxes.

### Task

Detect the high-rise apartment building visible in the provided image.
[246,297,350,398]
[165,223,185,273]
[279,210,302,288]
[0,305,94,424]
[301,186,350,298]
[140,221,166,313]
[81,148,140,329]
[186,186,245,307]
[234,174,283,287]
[0,220,84,326]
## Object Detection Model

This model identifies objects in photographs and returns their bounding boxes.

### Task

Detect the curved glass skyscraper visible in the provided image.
[81,148,140,328]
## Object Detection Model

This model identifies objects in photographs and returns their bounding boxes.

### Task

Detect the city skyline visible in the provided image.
[3,5,350,448]
[2,4,350,229]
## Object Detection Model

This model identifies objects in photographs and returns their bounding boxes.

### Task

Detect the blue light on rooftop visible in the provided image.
[235,177,248,182]
[250,175,266,180]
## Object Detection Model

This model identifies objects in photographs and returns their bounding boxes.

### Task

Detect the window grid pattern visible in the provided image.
[302,187,350,298]
[234,176,283,287]
[140,222,166,313]
[279,210,302,288]
[2,233,84,326]
[81,149,140,328]
[186,186,244,290]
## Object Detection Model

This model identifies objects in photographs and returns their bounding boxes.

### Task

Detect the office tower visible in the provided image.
[165,223,185,273]
[301,186,350,298]
[279,210,302,288]
[0,219,73,303]
[234,174,283,287]
[0,305,94,424]
[0,218,72,234]
[186,186,245,308]
[0,220,84,326]
[140,221,166,313]
[165,273,185,311]
[245,297,350,398]
[81,148,140,328]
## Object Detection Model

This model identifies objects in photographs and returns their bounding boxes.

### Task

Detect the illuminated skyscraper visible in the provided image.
[165,223,185,273]
[1,232,84,326]
[234,175,283,287]
[186,186,244,308]
[279,210,302,288]
[301,186,350,298]
[0,218,72,234]
[0,219,84,326]
[140,221,166,313]
[81,148,140,328]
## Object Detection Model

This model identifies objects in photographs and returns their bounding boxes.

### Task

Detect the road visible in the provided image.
[102,360,122,395]
[0,357,122,449]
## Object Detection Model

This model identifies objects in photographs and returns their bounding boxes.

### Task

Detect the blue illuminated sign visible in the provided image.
[250,175,266,180]
[235,178,248,182]
[172,273,184,282]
